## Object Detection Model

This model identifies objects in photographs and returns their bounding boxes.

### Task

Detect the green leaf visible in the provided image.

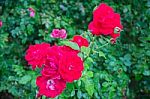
[62,41,80,50]
[86,71,93,78]
[27,24,34,34]
[84,57,93,70]
[71,90,75,97]
[146,51,150,56]
[77,80,81,86]
[78,52,83,58]
[77,90,82,99]
[124,54,131,60]
[99,51,106,59]
[102,82,109,87]
[84,79,94,96]
[135,74,142,81]
[109,90,115,98]
[143,70,150,76]
[8,86,20,96]
[86,57,93,63]
[36,0,41,6]
[81,46,90,55]
[42,96,47,99]
[19,75,31,84]
[13,65,25,76]
[67,83,74,90]
[124,60,131,67]
[84,57,93,65]
[31,79,36,88]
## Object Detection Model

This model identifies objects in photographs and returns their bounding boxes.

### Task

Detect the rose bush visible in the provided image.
[0,0,150,99]
[24,2,124,98]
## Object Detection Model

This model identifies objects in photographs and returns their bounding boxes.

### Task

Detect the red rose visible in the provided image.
[59,52,84,82]
[88,3,123,37]
[41,45,62,78]
[42,45,79,79]
[41,57,60,78]
[72,35,89,48]
[36,76,66,98]
[25,43,50,69]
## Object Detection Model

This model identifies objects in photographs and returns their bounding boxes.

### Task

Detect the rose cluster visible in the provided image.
[88,3,123,43]
[25,2,123,98]
[25,36,89,98]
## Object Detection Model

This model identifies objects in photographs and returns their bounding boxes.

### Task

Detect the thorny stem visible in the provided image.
[98,42,109,49]
[83,34,110,62]
[83,34,95,62]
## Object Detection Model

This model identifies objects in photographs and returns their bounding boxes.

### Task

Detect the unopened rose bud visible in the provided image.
[110,38,116,44]
[28,7,35,17]
[0,20,3,28]
[114,27,122,34]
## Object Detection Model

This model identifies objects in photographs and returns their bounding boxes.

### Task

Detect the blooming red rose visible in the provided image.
[88,3,123,37]
[59,52,84,82]
[41,45,79,79]
[36,76,66,98]
[72,35,89,48]
[0,20,2,28]
[25,43,50,69]
[41,56,60,78]
[41,45,62,78]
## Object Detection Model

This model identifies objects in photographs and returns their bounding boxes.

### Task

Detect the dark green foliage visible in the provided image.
[0,0,150,98]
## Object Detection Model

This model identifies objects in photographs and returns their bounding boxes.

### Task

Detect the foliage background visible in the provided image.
[0,0,150,98]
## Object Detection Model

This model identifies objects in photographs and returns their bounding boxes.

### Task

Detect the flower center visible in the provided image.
[78,39,81,43]
[69,65,73,70]
[33,50,39,54]
[46,79,55,90]
[49,62,57,69]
